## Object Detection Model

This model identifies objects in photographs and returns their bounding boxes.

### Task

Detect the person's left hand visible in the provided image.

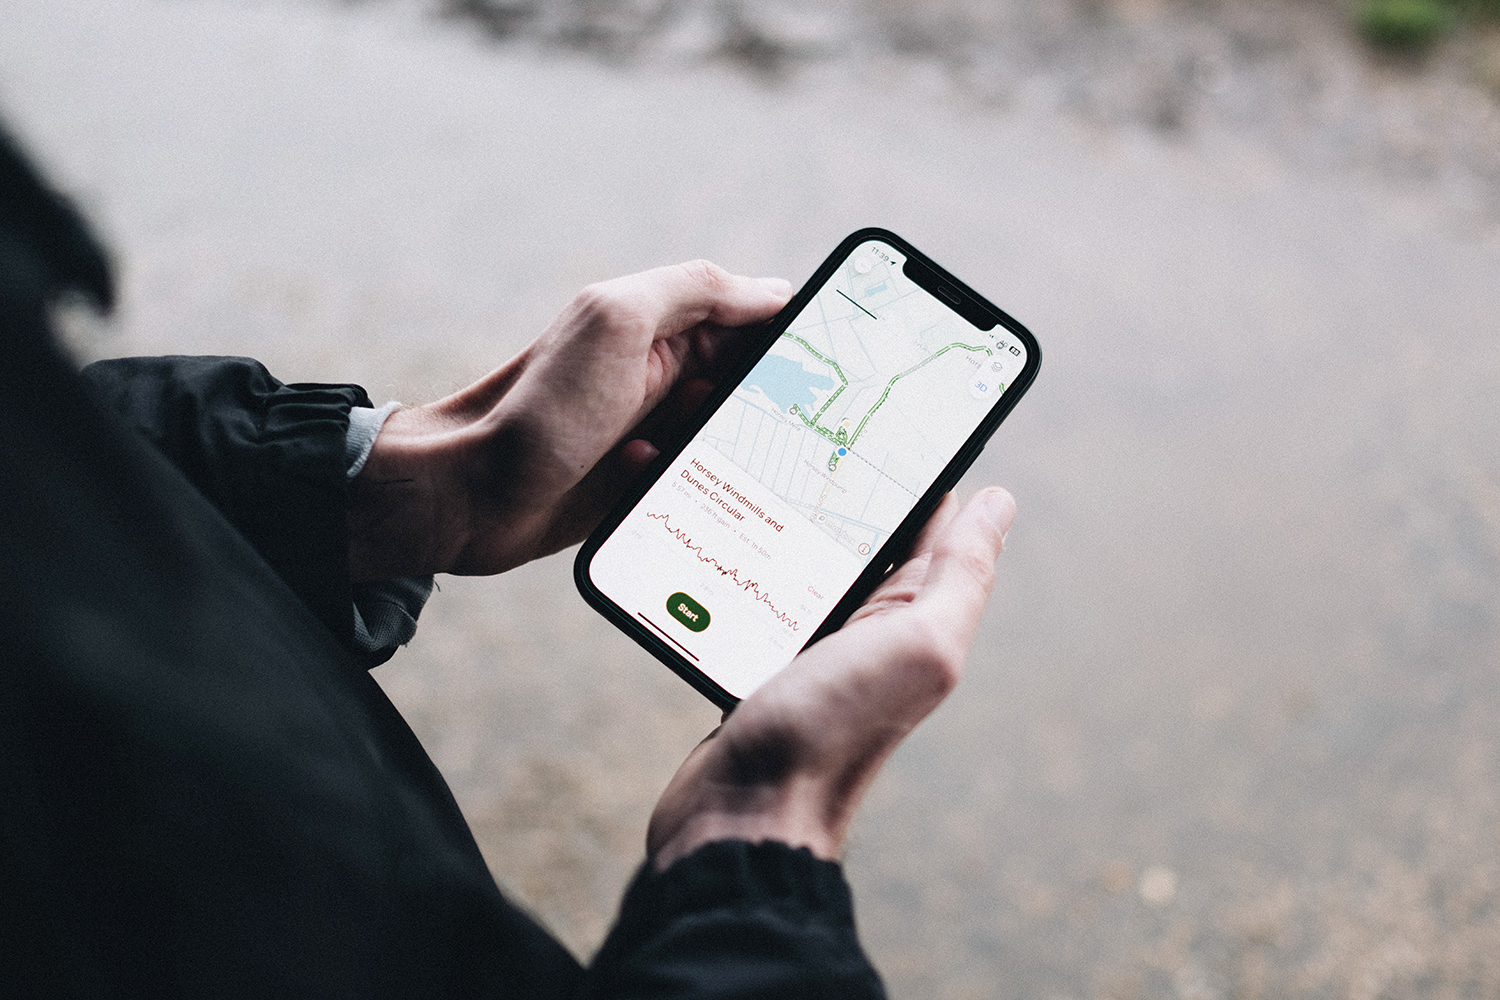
[347,261,792,582]
[644,487,1016,870]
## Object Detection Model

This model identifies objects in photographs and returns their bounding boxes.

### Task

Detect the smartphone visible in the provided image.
[574,229,1040,709]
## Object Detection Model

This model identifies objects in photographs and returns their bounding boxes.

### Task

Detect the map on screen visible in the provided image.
[705,242,1021,566]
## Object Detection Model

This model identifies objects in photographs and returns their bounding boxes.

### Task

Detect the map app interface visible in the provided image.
[589,240,1029,699]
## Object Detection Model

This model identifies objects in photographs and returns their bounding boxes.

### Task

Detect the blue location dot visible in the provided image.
[837,447,847,456]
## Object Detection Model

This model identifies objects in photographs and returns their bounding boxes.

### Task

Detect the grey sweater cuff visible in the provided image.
[344,400,401,480]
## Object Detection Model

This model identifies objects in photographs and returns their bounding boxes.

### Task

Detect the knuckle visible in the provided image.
[956,546,998,588]
[572,281,625,318]
[678,258,727,292]
[569,280,647,338]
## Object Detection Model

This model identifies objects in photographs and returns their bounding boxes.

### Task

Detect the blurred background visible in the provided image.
[5,0,1499,996]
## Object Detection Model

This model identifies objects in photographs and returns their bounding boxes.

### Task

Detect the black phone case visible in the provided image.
[574,228,1041,710]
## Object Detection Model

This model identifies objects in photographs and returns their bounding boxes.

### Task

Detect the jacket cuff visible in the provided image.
[627,841,857,928]
[80,357,430,667]
[587,840,885,998]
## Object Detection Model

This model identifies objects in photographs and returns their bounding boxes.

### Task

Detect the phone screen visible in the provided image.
[580,232,1037,703]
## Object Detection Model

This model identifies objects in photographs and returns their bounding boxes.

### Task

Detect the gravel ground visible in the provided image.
[4,1,1500,997]
[434,0,1500,221]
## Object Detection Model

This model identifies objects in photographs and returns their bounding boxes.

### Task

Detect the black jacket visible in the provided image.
[0,123,884,998]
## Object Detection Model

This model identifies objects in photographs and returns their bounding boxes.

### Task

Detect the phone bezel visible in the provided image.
[573,228,1042,710]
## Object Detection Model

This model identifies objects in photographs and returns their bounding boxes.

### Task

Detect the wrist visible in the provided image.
[347,404,472,582]
[647,773,844,872]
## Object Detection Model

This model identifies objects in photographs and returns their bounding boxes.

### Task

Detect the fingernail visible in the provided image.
[982,488,1017,545]
[757,276,793,297]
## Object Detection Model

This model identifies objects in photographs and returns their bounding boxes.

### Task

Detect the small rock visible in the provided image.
[1138,865,1178,907]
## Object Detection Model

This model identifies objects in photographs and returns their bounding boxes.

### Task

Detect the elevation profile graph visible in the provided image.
[645,512,801,631]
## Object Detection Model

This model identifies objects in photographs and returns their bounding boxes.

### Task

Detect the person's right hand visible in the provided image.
[346,261,791,582]
[645,487,1017,870]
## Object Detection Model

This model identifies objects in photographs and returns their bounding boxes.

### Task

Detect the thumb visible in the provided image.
[913,488,1016,637]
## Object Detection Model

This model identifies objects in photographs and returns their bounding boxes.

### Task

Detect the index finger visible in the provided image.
[591,260,792,341]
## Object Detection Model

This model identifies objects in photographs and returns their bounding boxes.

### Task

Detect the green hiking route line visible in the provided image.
[783,334,993,450]
[850,342,994,443]
[783,333,848,429]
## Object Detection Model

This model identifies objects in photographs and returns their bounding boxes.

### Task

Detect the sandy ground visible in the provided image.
[4,0,1500,996]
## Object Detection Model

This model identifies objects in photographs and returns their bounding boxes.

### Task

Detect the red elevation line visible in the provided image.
[645,511,800,632]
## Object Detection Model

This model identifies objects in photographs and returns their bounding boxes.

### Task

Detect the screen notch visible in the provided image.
[902,256,997,331]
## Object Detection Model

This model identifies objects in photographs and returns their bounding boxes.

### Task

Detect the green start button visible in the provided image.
[666,592,710,632]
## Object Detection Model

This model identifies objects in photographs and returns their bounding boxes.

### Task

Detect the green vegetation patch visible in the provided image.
[1356,0,1455,52]
[1464,0,1500,22]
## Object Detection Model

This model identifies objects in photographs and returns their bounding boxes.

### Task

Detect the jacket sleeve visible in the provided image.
[79,355,428,667]
[582,841,887,999]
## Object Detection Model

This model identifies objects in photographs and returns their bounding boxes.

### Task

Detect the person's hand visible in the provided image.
[347,262,791,582]
[645,487,1017,870]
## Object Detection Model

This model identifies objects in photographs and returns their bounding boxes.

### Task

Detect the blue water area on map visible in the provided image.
[862,282,887,298]
[744,353,836,413]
